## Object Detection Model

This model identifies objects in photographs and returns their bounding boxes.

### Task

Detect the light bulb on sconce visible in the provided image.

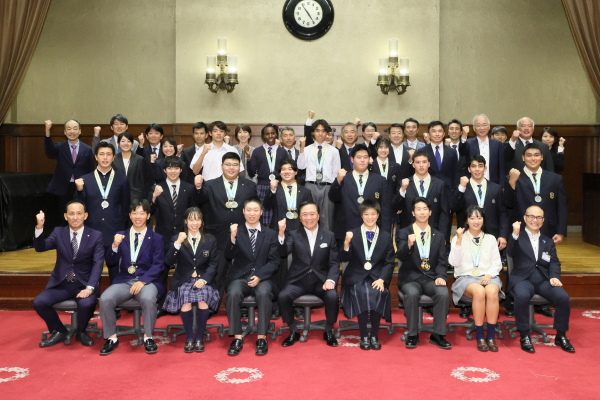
[205,37,238,93]
[377,38,410,95]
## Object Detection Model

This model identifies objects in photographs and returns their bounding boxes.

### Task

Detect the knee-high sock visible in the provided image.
[196,308,210,341]
[357,311,369,338]
[369,311,381,338]
[486,323,495,340]
[180,310,194,341]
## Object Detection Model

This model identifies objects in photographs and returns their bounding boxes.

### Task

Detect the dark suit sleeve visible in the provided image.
[498,187,509,239]
[44,137,60,159]
[504,142,515,162]
[396,227,413,261]
[328,178,343,202]
[135,146,145,157]
[547,241,561,280]
[556,177,568,236]
[379,178,392,233]
[86,233,105,288]
[255,234,280,281]
[263,189,277,210]
[458,140,469,157]
[224,239,239,260]
[202,238,219,284]
[339,242,352,262]
[279,232,293,257]
[379,239,394,284]
[164,235,179,266]
[434,236,448,280]
[506,234,518,258]
[495,142,506,186]
[73,183,87,204]
[121,178,131,220]
[542,146,554,172]
[196,185,209,205]
[326,235,340,282]
[91,136,100,152]
[452,187,465,215]
[247,150,258,178]
[450,152,459,190]
[139,235,165,284]
[503,180,516,209]
[391,190,405,213]
[105,245,121,265]
[438,184,450,240]
[33,227,59,252]
[304,124,314,146]
[553,150,564,174]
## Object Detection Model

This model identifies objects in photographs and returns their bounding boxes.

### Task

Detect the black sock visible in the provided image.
[475,325,484,341]
[325,322,333,332]
[369,311,381,338]
[556,330,566,338]
[486,324,496,341]
[357,312,369,338]
[180,310,194,342]
[519,330,529,339]
[196,308,210,341]
[288,320,298,333]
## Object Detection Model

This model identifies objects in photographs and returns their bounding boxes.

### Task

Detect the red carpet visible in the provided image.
[1,309,599,400]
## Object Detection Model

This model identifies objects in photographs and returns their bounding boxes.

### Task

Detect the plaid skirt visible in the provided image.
[163,277,220,313]
[340,277,392,322]
[256,183,272,225]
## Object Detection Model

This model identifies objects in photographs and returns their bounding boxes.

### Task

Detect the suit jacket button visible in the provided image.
[193,258,196,261]
[102,218,104,221]
[174,214,177,217]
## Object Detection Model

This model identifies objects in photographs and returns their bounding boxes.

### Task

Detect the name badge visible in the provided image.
[541,252,551,262]
[320,243,328,248]
[203,250,210,257]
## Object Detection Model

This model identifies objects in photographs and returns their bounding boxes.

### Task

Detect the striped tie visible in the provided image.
[172,184,178,207]
[134,232,140,250]
[71,231,78,258]
[249,229,257,254]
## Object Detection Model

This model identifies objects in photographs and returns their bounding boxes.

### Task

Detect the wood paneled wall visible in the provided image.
[1,123,598,225]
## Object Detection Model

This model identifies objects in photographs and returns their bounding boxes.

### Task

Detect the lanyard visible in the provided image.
[470,179,487,207]
[94,169,115,199]
[524,169,542,195]
[265,147,276,173]
[283,182,297,210]
[413,175,430,197]
[353,171,368,196]
[129,230,144,264]
[413,223,431,259]
[361,225,379,261]
[312,144,328,172]
[468,233,483,268]
[188,235,200,254]
[224,178,238,200]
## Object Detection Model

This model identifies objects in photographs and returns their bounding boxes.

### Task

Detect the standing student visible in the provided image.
[491,126,508,144]
[194,121,245,180]
[459,114,505,185]
[180,122,209,185]
[340,200,394,350]
[163,207,219,353]
[92,114,140,153]
[233,124,255,180]
[540,127,565,174]
[113,132,146,201]
[369,137,405,192]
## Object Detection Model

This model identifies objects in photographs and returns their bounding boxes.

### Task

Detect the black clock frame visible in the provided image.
[282,0,334,41]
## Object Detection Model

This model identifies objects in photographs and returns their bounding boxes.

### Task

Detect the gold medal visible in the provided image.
[421,258,430,271]
[472,267,480,276]
[128,265,136,274]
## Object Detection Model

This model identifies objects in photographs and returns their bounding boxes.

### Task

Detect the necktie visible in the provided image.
[473,237,480,244]
[452,144,457,151]
[420,180,425,195]
[382,163,387,172]
[287,185,293,195]
[249,229,257,254]
[116,138,121,154]
[348,153,353,169]
[71,231,78,258]
[71,144,77,163]
[477,184,482,198]
[532,172,537,184]
[366,231,375,242]
[268,146,272,158]
[317,145,323,163]
[288,149,293,159]
[359,174,363,186]
[153,147,158,155]
[134,232,140,251]
[525,141,530,146]
[172,185,178,207]
[435,145,442,170]
[420,231,426,244]
[192,237,197,253]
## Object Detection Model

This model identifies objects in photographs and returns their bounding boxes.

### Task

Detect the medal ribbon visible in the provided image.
[413,175,430,197]
[94,169,115,199]
[377,158,388,178]
[313,144,328,173]
[282,182,297,211]
[361,225,379,261]
[524,169,542,196]
[413,223,431,259]
[353,171,368,196]
[224,177,238,201]
[265,146,276,173]
[470,179,487,207]
[468,233,483,270]
[188,235,200,254]
[129,230,144,264]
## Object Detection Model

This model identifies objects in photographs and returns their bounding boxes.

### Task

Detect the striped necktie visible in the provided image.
[249,229,257,254]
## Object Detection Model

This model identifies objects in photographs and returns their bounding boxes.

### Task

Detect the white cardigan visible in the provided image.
[449,232,502,277]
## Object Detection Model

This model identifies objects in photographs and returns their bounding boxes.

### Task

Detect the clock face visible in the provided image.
[283,0,334,41]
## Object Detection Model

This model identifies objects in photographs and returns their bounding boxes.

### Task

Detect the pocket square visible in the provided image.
[320,243,328,248]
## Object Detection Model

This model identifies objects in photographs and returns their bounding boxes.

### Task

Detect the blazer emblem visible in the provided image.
[491,199,496,204]
[375,192,380,199]
[550,192,555,199]
[203,250,210,257]
[392,175,397,181]
[434,198,438,202]
[320,243,328,248]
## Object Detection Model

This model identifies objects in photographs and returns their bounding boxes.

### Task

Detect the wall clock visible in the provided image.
[282,0,334,41]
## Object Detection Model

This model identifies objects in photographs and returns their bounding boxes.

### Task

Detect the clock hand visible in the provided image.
[302,4,315,24]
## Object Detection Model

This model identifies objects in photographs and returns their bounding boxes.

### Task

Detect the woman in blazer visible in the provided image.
[163,207,219,353]
[114,132,146,201]
[340,199,394,351]
[369,137,403,193]
[540,127,565,174]
[149,137,189,184]
[233,124,255,181]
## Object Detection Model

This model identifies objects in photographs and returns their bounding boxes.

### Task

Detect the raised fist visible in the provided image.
[559,137,565,147]
[511,130,521,142]
[270,179,279,191]
[113,233,126,247]
[299,137,306,147]
[194,174,204,189]
[512,221,521,235]
[444,138,451,146]
[177,144,184,155]
[230,224,238,239]
[335,139,343,149]
[460,176,469,188]
[407,234,416,248]
[44,120,52,136]
[176,232,187,244]
[462,125,470,138]
[153,185,164,198]
[150,153,158,163]
[337,168,347,184]
[75,178,85,191]
[244,145,251,156]
[278,218,286,234]
[354,118,361,127]
[138,133,145,147]
[308,110,315,119]
[275,138,280,146]
[36,210,45,228]
[345,231,353,243]
[422,132,430,144]
[401,178,410,191]
[224,135,230,144]
[456,227,464,238]
[372,131,380,141]
[509,168,520,182]
[407,149,415,161]
[203,143,212,154]
[93,126,101,136]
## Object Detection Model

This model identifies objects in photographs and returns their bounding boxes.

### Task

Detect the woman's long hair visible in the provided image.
[462,205,488,237]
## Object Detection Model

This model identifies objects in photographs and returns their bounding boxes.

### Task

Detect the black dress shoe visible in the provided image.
[270,309,280,320]
[144,338,158,354]
[99,339,119,355]
[535,305,555,318]
[282,331,301,347]
[184,341,195,353]
[156,309,169,319]
[459,306,471,319]
[76,332,94,346]
[228,338,243,356]
[360,336,371,350]
[555,336,575,353]
[405,335,419,349]
[429,334,452,349]
[294,307,305,320]
[504,309,515,318]
[324,331,338,347]
[194,339,205,352]
[370,336,381,350]
[39,331,67,348]
[255,338,268,355]
[520,336,535,353]
[115,310,121,320]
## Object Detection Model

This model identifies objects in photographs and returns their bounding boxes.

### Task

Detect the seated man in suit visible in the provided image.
[459,114,505,185]
[403,118,426,151]
[91,113,140,153]
[504,117,554,174]
[224,197,279,356]
[98,199,165,355]
[180,122,209,185]
[396,197,451,349]
[74,142,130,283]
[33,201,104,348]
[507,206,574,353]
[277,201,340,347]
[44,119,95,220]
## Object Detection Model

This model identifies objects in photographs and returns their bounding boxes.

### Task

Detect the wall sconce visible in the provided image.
[377,38,410,95]
[205,37,238,93]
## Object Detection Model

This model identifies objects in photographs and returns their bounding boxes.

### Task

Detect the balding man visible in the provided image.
[507,205,573,354]
[504,117,554,174]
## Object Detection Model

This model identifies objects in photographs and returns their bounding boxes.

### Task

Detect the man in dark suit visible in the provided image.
[224,197,280,356]
[196,152,257,298]
[280,126,305,185]
[74,142,130,283]
[337,122,359,171]
[446,119,468,178]
[91,113,140,153]
[507,206,574,353]
[392,150,450,237]
[423,121,459,193]
[44,119,95,219]
[180,122,209,185]
[387,123,413,182]
[136,123,165,161]
[329,144,392,241]
[504,117,554,174]
[396,197,451,349]
[99,199,165,355]
[277,201,340,347]
[33,201,104,348]
[458,114,506,186]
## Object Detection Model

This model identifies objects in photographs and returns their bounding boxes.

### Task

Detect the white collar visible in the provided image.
[245,223,261,232]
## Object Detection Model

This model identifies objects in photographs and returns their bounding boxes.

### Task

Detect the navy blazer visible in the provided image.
[339,145,355,172]
[279,227,339,285]
[504,170,567,237]
[396,225,447,287]
[263,183,313,232]
[369,160,405,193]
[149,157,189,185]
[506,232,560,293]
[34,226,104,289]
[282,146,305,185]
[224,225,280,285]
[113,153,146,201]
[452,180,509,239]
[424,144,459,193]
[387,147,413,182]
[106,228,165,295]
[459,137,506,185]
[165,233,219,290]
[392,175,450,236]
[74,169,131,247]
[150,180,200,243]
[247,146,289,184]
[196,177,257,249]
[45,138,95,196]
[504,138,554,175]
[180,145,199,185]
[329,172,392,240]
[339,227,394,287]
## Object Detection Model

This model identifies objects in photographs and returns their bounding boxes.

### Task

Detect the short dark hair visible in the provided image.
[209,121,229,132]
[469,154,487,166]
[65,200,86,213]
[234,124,252,141]
[541,127,559,151]
[412,150,429,161]
[95,142,115,155]
[311,119,331,133]
[161,137,177,152]
[404,118,420,128]
[491,126,507,135]
[244,196,263,210]
[222,151,241,164]
[362,122,377,132]
[427,120,445,131]
[193,122,208,133]
[375,137,391,149]
[389,123,405,131]
[110,114,128,126]
[350,143,370,158]
[412,196,430,210]
[278,158,298,173]
[359,199,381,215]
[261,123,279,141]
[524,143,543,154]
[129,198,151,213]
[117,132,134,145]
[144,123,164,136]
[163,155,183,169]
[299,201,319,215]
[447,119,463,131]
[463,205,488,233]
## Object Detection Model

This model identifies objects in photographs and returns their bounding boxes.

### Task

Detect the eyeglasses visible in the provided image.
[526,215,544,221]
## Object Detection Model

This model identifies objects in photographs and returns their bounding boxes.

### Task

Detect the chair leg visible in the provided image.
[300,306,311,342]
[242,306,256,338]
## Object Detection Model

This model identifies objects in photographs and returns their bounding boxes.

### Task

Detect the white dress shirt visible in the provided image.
[476,137,491,180]
[190,144,205,171]
[391,144,403,164]
[202,142,245,180]
[297,142,341,183]
[167,178,181,201]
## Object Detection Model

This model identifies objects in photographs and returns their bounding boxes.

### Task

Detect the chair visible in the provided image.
[223,296,277,340]
[115,299,167,346]
[447,296,504,340]
[41,300,103,345]
[388,290,435,341]
[277,294,327,342]
[166,303,224,342]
